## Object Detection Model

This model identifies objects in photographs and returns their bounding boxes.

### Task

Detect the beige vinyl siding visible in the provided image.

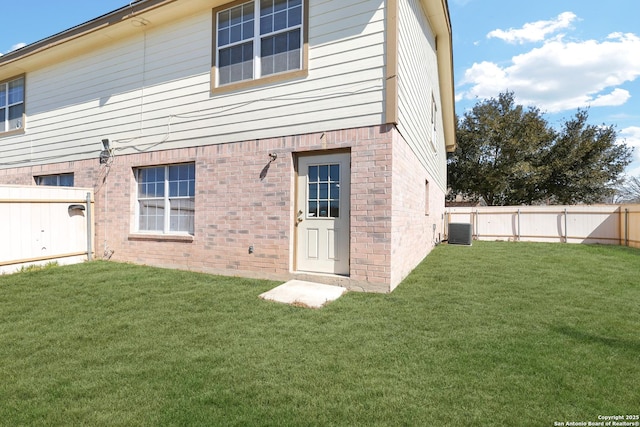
[0,0,387,169]
[396,0,447,191]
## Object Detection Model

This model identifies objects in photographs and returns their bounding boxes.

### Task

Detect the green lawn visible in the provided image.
[1,242,638,426]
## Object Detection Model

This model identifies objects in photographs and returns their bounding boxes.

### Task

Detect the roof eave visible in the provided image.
[421,0,456,152]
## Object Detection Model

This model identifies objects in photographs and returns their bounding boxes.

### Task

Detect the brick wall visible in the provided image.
[390,128,445,290]
[1,125,411,292]
[349,126,393,290]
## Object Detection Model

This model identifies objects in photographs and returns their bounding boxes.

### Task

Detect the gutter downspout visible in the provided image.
[86,192,93,261]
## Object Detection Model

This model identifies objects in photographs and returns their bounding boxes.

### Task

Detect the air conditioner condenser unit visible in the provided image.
[448,223,472,245]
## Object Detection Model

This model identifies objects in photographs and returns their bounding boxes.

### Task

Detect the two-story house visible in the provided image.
[0,0,455,292]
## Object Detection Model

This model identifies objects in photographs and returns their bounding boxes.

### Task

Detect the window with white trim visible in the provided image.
[35,173,74,187]
[0,76,25,133]
[215,0,304,87]
[431,94,437,150]
[136,163,195,235]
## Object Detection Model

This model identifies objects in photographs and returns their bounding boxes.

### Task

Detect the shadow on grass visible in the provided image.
[552,324,640,353]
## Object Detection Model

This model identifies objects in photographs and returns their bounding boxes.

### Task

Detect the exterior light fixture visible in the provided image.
[99,139,111,164]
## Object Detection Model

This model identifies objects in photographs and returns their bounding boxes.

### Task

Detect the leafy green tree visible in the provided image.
[448,92,632,205]
[448,92,555,205]
[543,109,632,204]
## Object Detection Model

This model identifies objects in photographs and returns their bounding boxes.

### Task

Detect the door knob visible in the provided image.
[296,210,304,224]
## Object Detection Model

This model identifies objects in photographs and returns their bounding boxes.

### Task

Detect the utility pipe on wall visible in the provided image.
[625,208,629,247]
[86,192,93,261]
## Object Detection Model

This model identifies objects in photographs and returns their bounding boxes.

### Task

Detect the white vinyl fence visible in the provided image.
[1,185,94,274]
[446,205,640,248]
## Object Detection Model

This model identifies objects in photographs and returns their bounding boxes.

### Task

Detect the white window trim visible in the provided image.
[135,164,195,236]
[35,173,74,187]
[213,0,306,88]
[430,93,438,152]
[0,76,25,134]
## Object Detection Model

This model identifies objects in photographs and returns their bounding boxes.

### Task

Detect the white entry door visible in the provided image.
[296,153,350,275]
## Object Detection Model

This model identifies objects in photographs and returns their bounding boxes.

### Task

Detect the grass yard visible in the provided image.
[0,242,638,426]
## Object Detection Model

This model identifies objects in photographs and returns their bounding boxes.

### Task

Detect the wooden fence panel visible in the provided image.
[0,185,94,273]
[621,204,640,249]
[446,205,629,246]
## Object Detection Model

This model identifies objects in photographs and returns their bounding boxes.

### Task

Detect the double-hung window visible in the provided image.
[0,76,25,133]
[430,94,437,151]
[215,0,304,87]
[136,163,195,235]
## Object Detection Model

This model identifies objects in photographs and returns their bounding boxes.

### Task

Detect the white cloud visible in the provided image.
[590,89,631,107]
[487,12,577,44]
[459,32,640,113]
[10,43,26,52]
[2,42,26,55]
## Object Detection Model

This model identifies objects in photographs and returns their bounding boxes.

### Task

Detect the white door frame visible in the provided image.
[294,152,350,275]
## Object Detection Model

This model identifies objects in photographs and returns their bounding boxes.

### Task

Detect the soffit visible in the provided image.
[0,0,220,81]
[420,0,456,151]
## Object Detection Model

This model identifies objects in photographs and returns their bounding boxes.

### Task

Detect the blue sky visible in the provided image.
[450,0,640,176]
[2,0,640,176]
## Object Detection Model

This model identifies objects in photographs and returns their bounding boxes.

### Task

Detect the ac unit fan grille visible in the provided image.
[448,223,472,245]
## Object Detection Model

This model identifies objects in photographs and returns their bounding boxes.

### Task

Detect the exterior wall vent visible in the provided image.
[448,223,472,245]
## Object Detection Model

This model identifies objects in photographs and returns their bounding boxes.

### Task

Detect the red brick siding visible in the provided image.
[2,125,415,291]
[390,128,445,289]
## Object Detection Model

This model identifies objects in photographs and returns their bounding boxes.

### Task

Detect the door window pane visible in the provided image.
[329,201,340,218]
[330,183,340,199]
[308,165,318,182]
[319,183,328,199]
[306,163,340,218]
[319,165,329,181]
[308,183,317,199]
[308,201,317,217]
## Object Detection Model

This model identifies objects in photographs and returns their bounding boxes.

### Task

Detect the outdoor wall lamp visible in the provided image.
[99,139,111,164]
[269,152,278,162]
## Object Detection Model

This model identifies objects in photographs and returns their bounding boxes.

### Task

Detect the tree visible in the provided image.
[448,92,555,205]
[617,175,640,203]
[448,92,632,205]
[543,109,632,204]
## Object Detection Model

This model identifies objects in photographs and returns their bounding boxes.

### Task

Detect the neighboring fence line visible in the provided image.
[446,205,640,249]
[1,185,94,274]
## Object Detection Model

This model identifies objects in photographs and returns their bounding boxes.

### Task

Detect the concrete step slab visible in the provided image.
[259,280,347,308]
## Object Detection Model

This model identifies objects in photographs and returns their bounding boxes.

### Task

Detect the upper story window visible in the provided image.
[35,173,74,187]
[214,0,305,88]
[430,93,438,151]
[0,76,25,134]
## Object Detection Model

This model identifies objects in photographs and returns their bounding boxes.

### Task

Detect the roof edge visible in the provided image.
[421,0,456,152]
[0,0,176,67]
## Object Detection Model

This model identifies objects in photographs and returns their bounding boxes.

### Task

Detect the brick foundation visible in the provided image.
[1,124,443,292]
